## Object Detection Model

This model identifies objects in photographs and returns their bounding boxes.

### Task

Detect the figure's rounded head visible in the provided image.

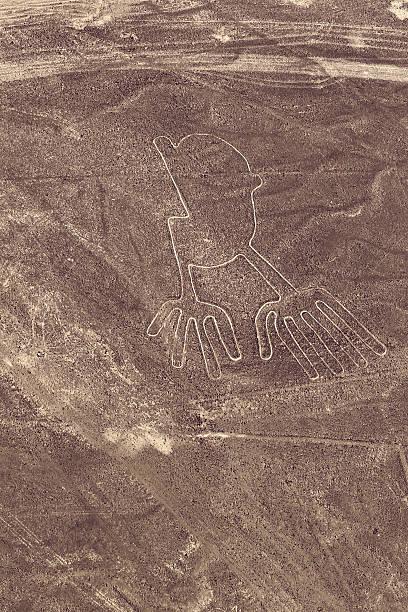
[153,133,262,191]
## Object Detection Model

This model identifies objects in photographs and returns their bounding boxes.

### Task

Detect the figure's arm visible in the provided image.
[242,244,297,300]
[168,218,197,302]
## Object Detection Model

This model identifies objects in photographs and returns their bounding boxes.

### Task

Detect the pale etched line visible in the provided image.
[178,71,382,163]
[125,467,274,608]
[0,510,69,566]
[189,360,403,408]
[147,132,296,376]
[264,21,408,40]
[145,131,386,380]
[0,508,125,610]
[185,54,408,84]
[183,67,335,97]
[94,588,127,612]
[299,311,345,375]
[3,52,408,84]
[65,580,112,611]
[312,57,408,82]
[282,29,408,44]
[147,134,260,369]
[13,516,42,545]
[15,509,162,517]
[193,431,392,448]
[0,517,34,549]
[203,70,336,90]
[279,39,408,54]
[112,586,142,612]
[268,25,407,39]
[283,315,320,379]
[316,301,386,357]
[280,473,355,603]
[232,19,408,34]
[255,296,385,381]
[59,18,408,35]
[398,445,408,488]
[135,460,328,609]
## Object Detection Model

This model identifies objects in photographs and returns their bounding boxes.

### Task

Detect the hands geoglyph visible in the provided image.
[147,133,386,380]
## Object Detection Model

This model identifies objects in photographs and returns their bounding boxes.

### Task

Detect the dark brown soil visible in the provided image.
[1,1,408,610]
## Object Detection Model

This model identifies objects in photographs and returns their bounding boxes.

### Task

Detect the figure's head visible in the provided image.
[153,133,262,195]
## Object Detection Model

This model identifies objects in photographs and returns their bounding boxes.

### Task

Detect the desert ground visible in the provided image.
[0,1,408,610]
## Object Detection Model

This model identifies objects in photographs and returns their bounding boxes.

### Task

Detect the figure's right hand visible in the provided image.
[255,286,387,380]
[147,298,241,380]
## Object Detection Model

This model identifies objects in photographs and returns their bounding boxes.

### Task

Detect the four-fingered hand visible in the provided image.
[147,297,241,380]
[255,287,387,380]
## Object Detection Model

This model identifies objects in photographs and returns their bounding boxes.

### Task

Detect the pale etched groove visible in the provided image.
[0,505,129,611]
[0,0,82,26]
[193,431,393,448]
[1,51,408,84]
[1,1,408,83]
[398,445,408,488]
[147,133,386,379]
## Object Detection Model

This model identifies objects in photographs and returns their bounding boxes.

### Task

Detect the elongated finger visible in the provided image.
[255,303,276,361]
[171,311,190,368]
[206,308,241,361]
[317,291,387,356]
[301,310,348,374]
[194,319,221,380]
[298,312,344,376]
[274,313,319,380]
[284,316,325,376]
[147,301,176,336]
[309,306,367,368]
[317,300,370,365]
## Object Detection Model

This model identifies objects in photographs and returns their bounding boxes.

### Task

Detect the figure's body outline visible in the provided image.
[147,132,387,380]
[153,132,297,299]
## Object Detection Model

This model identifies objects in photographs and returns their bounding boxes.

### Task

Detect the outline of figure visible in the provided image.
[147,133,387,380]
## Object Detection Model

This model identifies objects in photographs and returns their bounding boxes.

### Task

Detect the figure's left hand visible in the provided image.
[255,287,387,380]
[147,297,241,380]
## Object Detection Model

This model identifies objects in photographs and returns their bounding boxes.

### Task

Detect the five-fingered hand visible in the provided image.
[255,287,387,380]
[147,297,241,380]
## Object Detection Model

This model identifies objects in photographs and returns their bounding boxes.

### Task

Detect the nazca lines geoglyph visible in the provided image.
[147,133,387,380]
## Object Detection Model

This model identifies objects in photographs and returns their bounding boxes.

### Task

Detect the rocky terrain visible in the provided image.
[1,1,408,610]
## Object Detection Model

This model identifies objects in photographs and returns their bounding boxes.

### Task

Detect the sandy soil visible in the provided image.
[0,2,408,610]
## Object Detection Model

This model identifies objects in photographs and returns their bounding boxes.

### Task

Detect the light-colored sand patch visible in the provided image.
[104,424,173,455]
[284,0,314,7]
[348,34,366,49]
[212,26,232,43]
[389,0,408,20]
